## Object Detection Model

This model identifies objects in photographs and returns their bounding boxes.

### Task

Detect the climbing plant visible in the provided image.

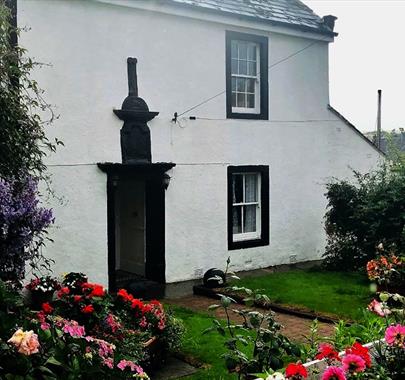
[0,1,59,281]
[0,1,61,179]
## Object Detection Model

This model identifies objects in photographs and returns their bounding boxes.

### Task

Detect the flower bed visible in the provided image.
[0,272,184,379]
[201,258,405,380]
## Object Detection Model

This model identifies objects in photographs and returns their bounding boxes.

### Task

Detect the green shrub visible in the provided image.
[323,159,405,270]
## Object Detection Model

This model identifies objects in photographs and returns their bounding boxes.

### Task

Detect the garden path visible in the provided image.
[166,295,334,342]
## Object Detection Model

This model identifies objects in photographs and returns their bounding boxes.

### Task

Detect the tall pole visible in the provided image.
[377,89,382,149]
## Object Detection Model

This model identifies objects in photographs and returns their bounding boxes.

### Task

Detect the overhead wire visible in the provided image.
[174,41,318,119]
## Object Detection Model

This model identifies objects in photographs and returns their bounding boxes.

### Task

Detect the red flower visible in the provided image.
[149,299,162,306]
[131,298,144,310]
[37,311,46,322]
[41,302,54,314]
[73,295,83,303]
[285,363,308,379]
[81,304,94,314]
[117,288,134,302]
[89,284,105,298]
[57,287,70,298]
[315,343,341,362]
[142,304,153,314]
[345,342,371,368]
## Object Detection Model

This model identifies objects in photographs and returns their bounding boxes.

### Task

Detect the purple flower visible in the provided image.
[0,174,54,280]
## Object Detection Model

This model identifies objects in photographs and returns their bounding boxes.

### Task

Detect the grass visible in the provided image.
[234,268,372,320]
[167,269,372,379]
[168,306,236,380]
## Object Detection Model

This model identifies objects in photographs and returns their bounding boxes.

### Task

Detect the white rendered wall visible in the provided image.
[18,0,383,284]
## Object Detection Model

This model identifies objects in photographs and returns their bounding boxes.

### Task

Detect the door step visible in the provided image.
[115,270,165,300]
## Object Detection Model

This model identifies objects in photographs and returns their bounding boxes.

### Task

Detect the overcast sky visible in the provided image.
[304,0,405,132]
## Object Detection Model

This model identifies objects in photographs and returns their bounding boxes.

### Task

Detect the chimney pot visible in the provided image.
[322,15,337,32]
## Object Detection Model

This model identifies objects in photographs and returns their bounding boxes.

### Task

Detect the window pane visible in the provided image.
[239,60,247,75]
[238,42,247,60]
[248,44,256,61]
[231,59,238,74]
[245,174,258,202]
[246,78,255,93]
[231,77,236,91]
[248,61,257,76]
[232,206,242,234]
[247,94,255,108]
[232,174,243,203]
[237,93,245,107]
[231,92,236,107]
[244,205,257,233]
[231,40,238,59]
[236,78,245,92]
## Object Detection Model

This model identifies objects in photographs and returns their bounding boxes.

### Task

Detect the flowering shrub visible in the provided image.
[0,175,54,281]
[25,276,60,293]
[0,273,184,379]
[367,254,404,289]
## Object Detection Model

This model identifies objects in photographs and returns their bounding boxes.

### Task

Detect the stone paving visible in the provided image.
[166,295,334,342]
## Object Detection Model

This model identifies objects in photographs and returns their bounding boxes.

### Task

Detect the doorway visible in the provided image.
[115,179,145,276]
[98,162,175,291]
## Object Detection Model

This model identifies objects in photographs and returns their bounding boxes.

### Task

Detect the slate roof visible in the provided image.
[167,0,335,36]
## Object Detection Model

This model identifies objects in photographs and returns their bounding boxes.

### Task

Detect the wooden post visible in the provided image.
[377,89,382,149]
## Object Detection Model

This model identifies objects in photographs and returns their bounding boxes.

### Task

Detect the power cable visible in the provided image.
[174,41,318,119]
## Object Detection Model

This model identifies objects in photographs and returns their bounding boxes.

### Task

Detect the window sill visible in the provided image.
[228,237,269,250]
[227,111,268,120]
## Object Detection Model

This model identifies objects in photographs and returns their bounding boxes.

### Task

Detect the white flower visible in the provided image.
[266,373,286,380]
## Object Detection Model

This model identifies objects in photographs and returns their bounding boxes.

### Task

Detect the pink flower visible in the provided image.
[368,299,390,317]
[105,314,121,333]
[103,357,114,369]
[321,366,346,380]
[8,329,40,355]
[40,322,50,331]
[385,324,405,348]
[345,342,371,368]
[94,338,115,358]
[139,316,148,328]
[342,354,366,373]
[18,331,40,355]
[158,319,166,330]
[117,359,137,371]
[62,320,86,338]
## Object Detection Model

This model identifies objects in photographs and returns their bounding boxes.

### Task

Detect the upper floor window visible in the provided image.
[226,31,268,120]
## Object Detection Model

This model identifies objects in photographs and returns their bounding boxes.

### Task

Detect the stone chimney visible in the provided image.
[114,58,158,164]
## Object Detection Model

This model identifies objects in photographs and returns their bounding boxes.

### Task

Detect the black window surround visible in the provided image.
[227,165,270,250]
[226,31,269,120]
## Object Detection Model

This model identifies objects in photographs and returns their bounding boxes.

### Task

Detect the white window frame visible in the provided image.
[230,40,261,115]
[232,172,262,242]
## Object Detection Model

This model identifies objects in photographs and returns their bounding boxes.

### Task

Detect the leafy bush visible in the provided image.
[205,290,301,377]
[323,160,405,270]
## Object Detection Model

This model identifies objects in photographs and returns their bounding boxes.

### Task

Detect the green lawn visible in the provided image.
[235,269,372,320]
[169,306,236,379]
[168,270,372,379]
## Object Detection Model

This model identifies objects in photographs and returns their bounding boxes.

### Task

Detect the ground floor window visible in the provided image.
[227,165,269,250]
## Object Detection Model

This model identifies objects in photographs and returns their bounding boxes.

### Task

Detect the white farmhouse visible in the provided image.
[14,0,383,291]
